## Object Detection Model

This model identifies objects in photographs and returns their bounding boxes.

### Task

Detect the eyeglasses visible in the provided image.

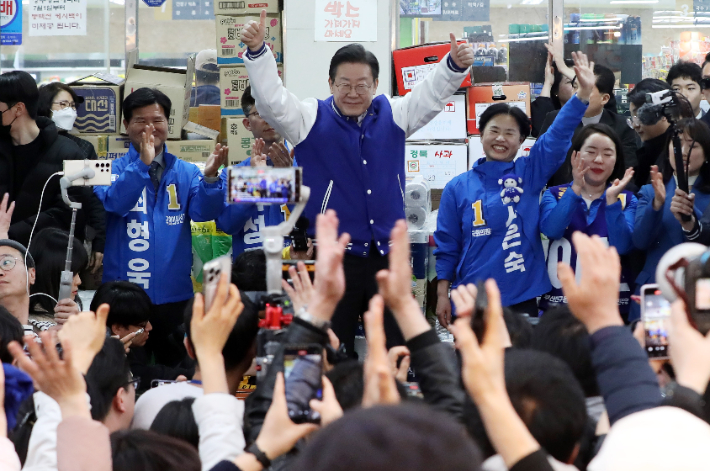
[334,83,373,95]
[701,78,710,90]
[123,376,141,391]
[0,256,20,272]
[247,110,261,119]
[0,104,16,115]
[52,100,76,110]
[627,116,640,129]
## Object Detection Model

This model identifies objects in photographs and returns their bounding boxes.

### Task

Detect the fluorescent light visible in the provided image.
[564,25,622,30]
[579,18,622,22]
[610,0,658,3]
[499,36,549,42]
[520,0,545,4]
[652,24,710,28]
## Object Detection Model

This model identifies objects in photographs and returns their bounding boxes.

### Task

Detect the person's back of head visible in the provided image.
[29,227,88,313]
[92,281,152,331]
[86,338,133,425]
[531,306,599,398]
[0,305,23,363]
[0,71,39,120]
[325,360,364,410]
[183,290,259,372]
[241,85,256,116]
[111,429,201,471]
[502,308,532,348]
[593,64,616,97]
[149,397,199,449]
[231,249,267,291]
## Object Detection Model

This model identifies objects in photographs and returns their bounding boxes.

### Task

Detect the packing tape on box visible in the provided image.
[406,206,428,231]
[405,180,429,208]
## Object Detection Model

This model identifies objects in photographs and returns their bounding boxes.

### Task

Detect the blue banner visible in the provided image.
[1,0,23,46]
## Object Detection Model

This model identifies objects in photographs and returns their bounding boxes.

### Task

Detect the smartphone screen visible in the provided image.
[283,345,322,424]
[227,166,302,204]
[642,285,671,359]
[695,278,710,310]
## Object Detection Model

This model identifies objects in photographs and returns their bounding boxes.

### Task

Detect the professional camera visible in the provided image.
[656,243,710,335]
[249,292,295,383]
[636,89,683,126]
[289,216,310,253]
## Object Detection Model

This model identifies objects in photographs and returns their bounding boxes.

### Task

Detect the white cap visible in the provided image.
[195,49,218,72]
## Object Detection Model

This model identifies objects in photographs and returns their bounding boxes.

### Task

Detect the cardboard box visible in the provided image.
[219,65,283,116]
[222,116,254,164]
[198,105,222,132]
[468,136,536,164]
[405,143,469,190]
[69,74,125,134]
[122,56,196,140]
[166,140,217,163]
[393,42,473,96]
[214,0,279,16]
[407,94,467,141]
[73,134,110,160]
[107,136,133,160]
[216,14,282,65]
[466,83,532,135]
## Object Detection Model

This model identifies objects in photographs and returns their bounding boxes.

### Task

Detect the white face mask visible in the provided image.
[52,107,77,131]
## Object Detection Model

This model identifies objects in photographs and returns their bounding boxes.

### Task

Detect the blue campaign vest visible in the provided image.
[294,96,406,257]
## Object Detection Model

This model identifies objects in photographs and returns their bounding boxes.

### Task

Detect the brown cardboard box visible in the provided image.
[222,116,254,164]
[69,74,124,134]
[73,134,110,159]
[214,0,279,16]
[215,14,282,65]
[122,56,196,139]
[189,107,200,124]
[166,140,217,163]
[107,135,133,160]
[198,105,222,132]
[219,65,283,116]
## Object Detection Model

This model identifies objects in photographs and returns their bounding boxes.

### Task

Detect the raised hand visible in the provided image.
[650,165,666,211]
[570,151,589,196]
[543,53,555,88]
[205,143,229,178]
[250,138,268,167]
[0,193,15,239]
[362,295,400,408]
[544,42,574,79]
[387,346,411,383]
[558,233,623,333]
[57,305,109,374]
[310,210,350,322]
[669,298,710,394]
[53,298,81,326]
[281,261,314,313]
[606,167,635,206]
[139,124,156,166]
[241,9,267,52]
[268,142,293,168]
[670,188,696,230]
[309,376,344,427]
[449,33,474,69]
[570,51,595,103]
[450,283,478,318]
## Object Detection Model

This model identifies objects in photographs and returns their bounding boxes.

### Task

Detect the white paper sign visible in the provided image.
[474,101,527,129]
[29,0,86,36]
[315,0,377,42]
[405,144,468,189]
[408,95,467,141]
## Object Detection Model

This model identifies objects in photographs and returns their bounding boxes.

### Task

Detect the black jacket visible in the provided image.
[0,118,89,246]
[539,108,639,187]
[632,127,670,191]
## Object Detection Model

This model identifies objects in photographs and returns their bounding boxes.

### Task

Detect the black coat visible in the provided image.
[539,108,639,188]
[0,117,89,246]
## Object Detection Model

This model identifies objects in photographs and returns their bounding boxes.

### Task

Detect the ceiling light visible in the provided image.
[610,0,659,3]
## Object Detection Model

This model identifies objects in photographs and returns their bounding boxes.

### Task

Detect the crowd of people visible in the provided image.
[0,8,708,470]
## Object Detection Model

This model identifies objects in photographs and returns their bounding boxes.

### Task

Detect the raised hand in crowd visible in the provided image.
[362,295,400,408]
[310,210,350,322]
[241,9,267,52]
[282,261,314,314]
[204,143,229,178]
[606,167,635,206]
[139,124,157,166]
[650,164,667,211]
[450,282,512,347]
[387,346,411,383]
[0,193,14,240]
[309,375,344,427]
[448,33,474,70]
[251,138,268,167]
[570,51,595,103]
[268,142,294,168]
[569,151,588,196]
[190,269,243,394]
[540,52,556,98]
[57,305,109,374]
[451,279,543,469]
[558,232,624,333]
[669,298,710,395]
[671,188,697,231]
[53,298,81,326]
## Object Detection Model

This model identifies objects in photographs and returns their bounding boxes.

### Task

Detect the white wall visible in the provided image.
[282,0,396,101]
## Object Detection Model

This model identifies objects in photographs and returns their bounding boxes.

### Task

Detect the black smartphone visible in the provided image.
[471,280,488,344]
[640,284,671,359]
[283,344,323,424]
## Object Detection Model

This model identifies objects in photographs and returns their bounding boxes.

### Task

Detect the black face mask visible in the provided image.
[0,106,18,138]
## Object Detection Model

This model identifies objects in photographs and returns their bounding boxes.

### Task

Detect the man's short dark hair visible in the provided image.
[0,71,39,120]
[86,338,131,422]
[291,403,481,471]
[530,306,599,397]
[666,61,703,87]
[627,78,670,109]
[150,397,199,449]
[36,82,82,119]
[478,103,531,141]
[91,281,152,328]
[325,360,364,410]
[593,64,616,96]
[329,44,380,82]
[183,292,259,371]
[503,308,532,348]
[0,306,23,363]
[123,88,171,123]
[111,429,201,471]
[241,85,255,116]
[232,249,267,291]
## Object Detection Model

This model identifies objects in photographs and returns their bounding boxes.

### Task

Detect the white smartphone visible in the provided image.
[63,160,113,186]
[640,283,671,360]
[202,255,232,312]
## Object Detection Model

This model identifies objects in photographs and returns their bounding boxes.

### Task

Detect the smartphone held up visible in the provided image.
[640,284,671,359]
[283,343,323,424]
[227,166,302,204]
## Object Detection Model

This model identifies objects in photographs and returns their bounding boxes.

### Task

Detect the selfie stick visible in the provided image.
[57,168,95,301]
[262,186,311,294]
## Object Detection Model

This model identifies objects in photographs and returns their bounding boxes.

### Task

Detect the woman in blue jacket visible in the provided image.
[631,118,710,321]
[540,124,637,315]
[434,52,595,326]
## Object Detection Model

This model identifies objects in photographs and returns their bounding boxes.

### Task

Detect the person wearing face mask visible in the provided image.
[37,82,107,277]
[540,124,637,315]
[631,118,710,321]
[434,52,595,326]
[240,12,475,355]
[0,71,88,247]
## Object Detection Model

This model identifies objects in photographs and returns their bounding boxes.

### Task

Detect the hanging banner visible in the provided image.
[315,0,377,42]
[1,0,22,45]
[29,0,87,36]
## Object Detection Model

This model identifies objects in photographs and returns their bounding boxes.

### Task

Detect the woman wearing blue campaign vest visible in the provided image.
[631,118,710,321]
[540,124,637,315]
[434,52,595,327]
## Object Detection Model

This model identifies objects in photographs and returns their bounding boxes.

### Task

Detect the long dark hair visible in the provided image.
[37,82,82,118]
[570,123,626,186]
[661,118,710,192]
[29,227,88,312]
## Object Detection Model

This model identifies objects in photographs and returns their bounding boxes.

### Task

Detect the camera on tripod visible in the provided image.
[636,89,683,126]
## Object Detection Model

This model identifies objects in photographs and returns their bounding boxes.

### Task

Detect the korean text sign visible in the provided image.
[1,0,22,45]
[29,0,87,36]
[315,0,377,42]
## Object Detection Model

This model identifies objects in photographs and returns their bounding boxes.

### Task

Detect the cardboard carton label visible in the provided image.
[73,88,119,133]
[400,64,437,91]
[222,116,254,163]
[216,14,282,65]
[107,136,132,160]
[214,0,279,15]
[219,65,282,116]
[166,140,216,163]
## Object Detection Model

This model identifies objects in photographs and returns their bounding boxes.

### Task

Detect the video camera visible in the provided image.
[636,89,684,126]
